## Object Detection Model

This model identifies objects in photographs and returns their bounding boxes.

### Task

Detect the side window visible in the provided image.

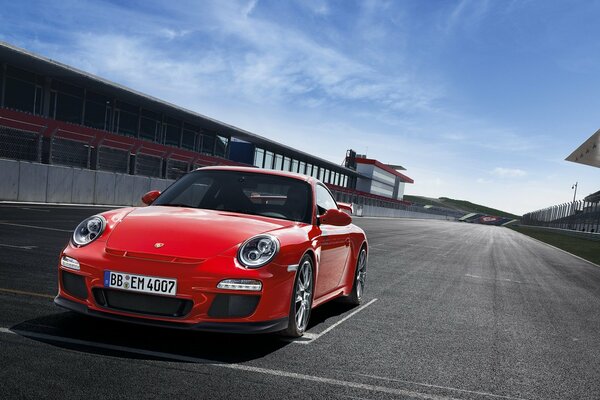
[316,185,337,215]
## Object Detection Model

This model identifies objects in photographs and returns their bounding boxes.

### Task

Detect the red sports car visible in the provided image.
[55,166,368,337]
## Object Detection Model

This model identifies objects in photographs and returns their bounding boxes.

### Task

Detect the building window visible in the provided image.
[140,109,161,142]
[254,148,265,168]
[34,86,43,115]
[182,124,199,151]
[163,116,181,146]
[372,168,396,186]
[3,66,39,114]
[306,163,312,176]
[114,101,138,137]
[283,156,291,171]
[371,180,394,197]
[84,92,111,130]
[52,80,84,124]
[264,151,274,169]
[299,161,306,174]
[201,134,215,155]
[312,166,319,179]
[319,168,325,181]
[215,135,229,158]
[274,154,283,170]
[291,159,299,173]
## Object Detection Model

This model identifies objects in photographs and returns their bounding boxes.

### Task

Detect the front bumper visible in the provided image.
[55,295,288,333]
[57,242,296,333]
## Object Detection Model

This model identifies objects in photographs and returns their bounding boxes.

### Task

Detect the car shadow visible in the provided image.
[10,301,358,363]
[307,300,356,330]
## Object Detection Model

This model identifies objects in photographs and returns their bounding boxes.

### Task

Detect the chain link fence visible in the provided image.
[135,153,162,177]
[166,159,189,180]
[0,125,41,162]
[97,146,129,173]
[522,200,600,233]
[50,136,90,168]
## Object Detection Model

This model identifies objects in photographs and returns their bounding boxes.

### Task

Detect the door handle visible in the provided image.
[345,238,350,246]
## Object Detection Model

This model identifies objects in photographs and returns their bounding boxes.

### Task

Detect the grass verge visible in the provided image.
[510,226,600,266]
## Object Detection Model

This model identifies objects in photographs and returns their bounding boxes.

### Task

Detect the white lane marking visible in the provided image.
[218,364,460,400]
[465,274,525,285]
[0,222,72,232]
[0,327,461,400]
[292,298,378,345]
[0,287,55,299]
[351,372,529,400]
[0,243,37,250]
[0,201,119,208]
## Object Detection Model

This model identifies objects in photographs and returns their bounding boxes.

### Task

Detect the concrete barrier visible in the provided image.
[3,160,460,221]
[94,171,116,205]
[72,168,95,204]
[0,158,19,201]
[149,178,169,192]
[46,165,74,203]
[114,173,136,206]
[132,176,151,206]
[17,162,48,202]
[357,204,457,221]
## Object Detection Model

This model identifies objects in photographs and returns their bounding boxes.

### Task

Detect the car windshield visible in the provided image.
[154,170,313,223]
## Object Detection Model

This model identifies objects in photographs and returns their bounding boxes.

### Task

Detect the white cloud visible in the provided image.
[491,167,527,177]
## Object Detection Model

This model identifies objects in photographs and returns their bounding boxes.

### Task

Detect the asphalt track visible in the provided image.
[1,203,600,400]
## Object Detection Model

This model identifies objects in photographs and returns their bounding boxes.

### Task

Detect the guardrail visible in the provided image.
[522,200,600,233]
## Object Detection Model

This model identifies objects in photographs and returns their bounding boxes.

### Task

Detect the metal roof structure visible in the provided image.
[355,157,414,184]
[566,129,600,168]
[0,41,357,176]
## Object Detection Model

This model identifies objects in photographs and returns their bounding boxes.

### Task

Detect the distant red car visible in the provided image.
[55,166,368,336]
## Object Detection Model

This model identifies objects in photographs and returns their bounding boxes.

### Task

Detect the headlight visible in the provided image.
[237,234,280,268]
[72,216,106,246]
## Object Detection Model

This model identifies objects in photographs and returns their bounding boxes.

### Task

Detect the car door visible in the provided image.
[314,184,351,298]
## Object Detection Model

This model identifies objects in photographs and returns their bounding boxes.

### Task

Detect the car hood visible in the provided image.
[105,206,296,259]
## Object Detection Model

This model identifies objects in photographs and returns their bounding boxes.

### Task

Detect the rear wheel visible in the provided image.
[345,248,367,306]
[282,255,313,337]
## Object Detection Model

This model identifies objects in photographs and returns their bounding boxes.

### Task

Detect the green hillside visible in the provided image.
[403,195,521,219]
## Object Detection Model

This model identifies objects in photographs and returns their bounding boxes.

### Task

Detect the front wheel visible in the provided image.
[282,255,314,337]
[344,248,367,306]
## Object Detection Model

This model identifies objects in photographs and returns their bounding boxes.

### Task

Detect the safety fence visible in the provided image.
[521,200,600,233]
[0,117,233,181]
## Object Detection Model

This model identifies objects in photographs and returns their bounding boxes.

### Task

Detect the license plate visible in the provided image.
[104,271,177,296]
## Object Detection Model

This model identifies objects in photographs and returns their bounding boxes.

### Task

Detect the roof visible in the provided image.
[355,157,414,183]
[0,41,357,177]
[566,129,600,168]
[584,189,600,203]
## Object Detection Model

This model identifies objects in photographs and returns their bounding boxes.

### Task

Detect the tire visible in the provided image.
[344,247,367,306]
[281,255,314,337]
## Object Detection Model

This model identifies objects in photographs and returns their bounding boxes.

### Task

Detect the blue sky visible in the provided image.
[1,0,599,214]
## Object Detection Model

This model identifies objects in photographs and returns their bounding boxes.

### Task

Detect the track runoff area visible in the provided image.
[1,203,600,400]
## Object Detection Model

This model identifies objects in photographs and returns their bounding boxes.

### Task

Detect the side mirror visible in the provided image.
[319,208,352,226]
[337,202,353,215]
[142,190,161,205]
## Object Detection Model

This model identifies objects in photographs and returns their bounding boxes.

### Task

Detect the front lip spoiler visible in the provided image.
[54,295,288,334]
